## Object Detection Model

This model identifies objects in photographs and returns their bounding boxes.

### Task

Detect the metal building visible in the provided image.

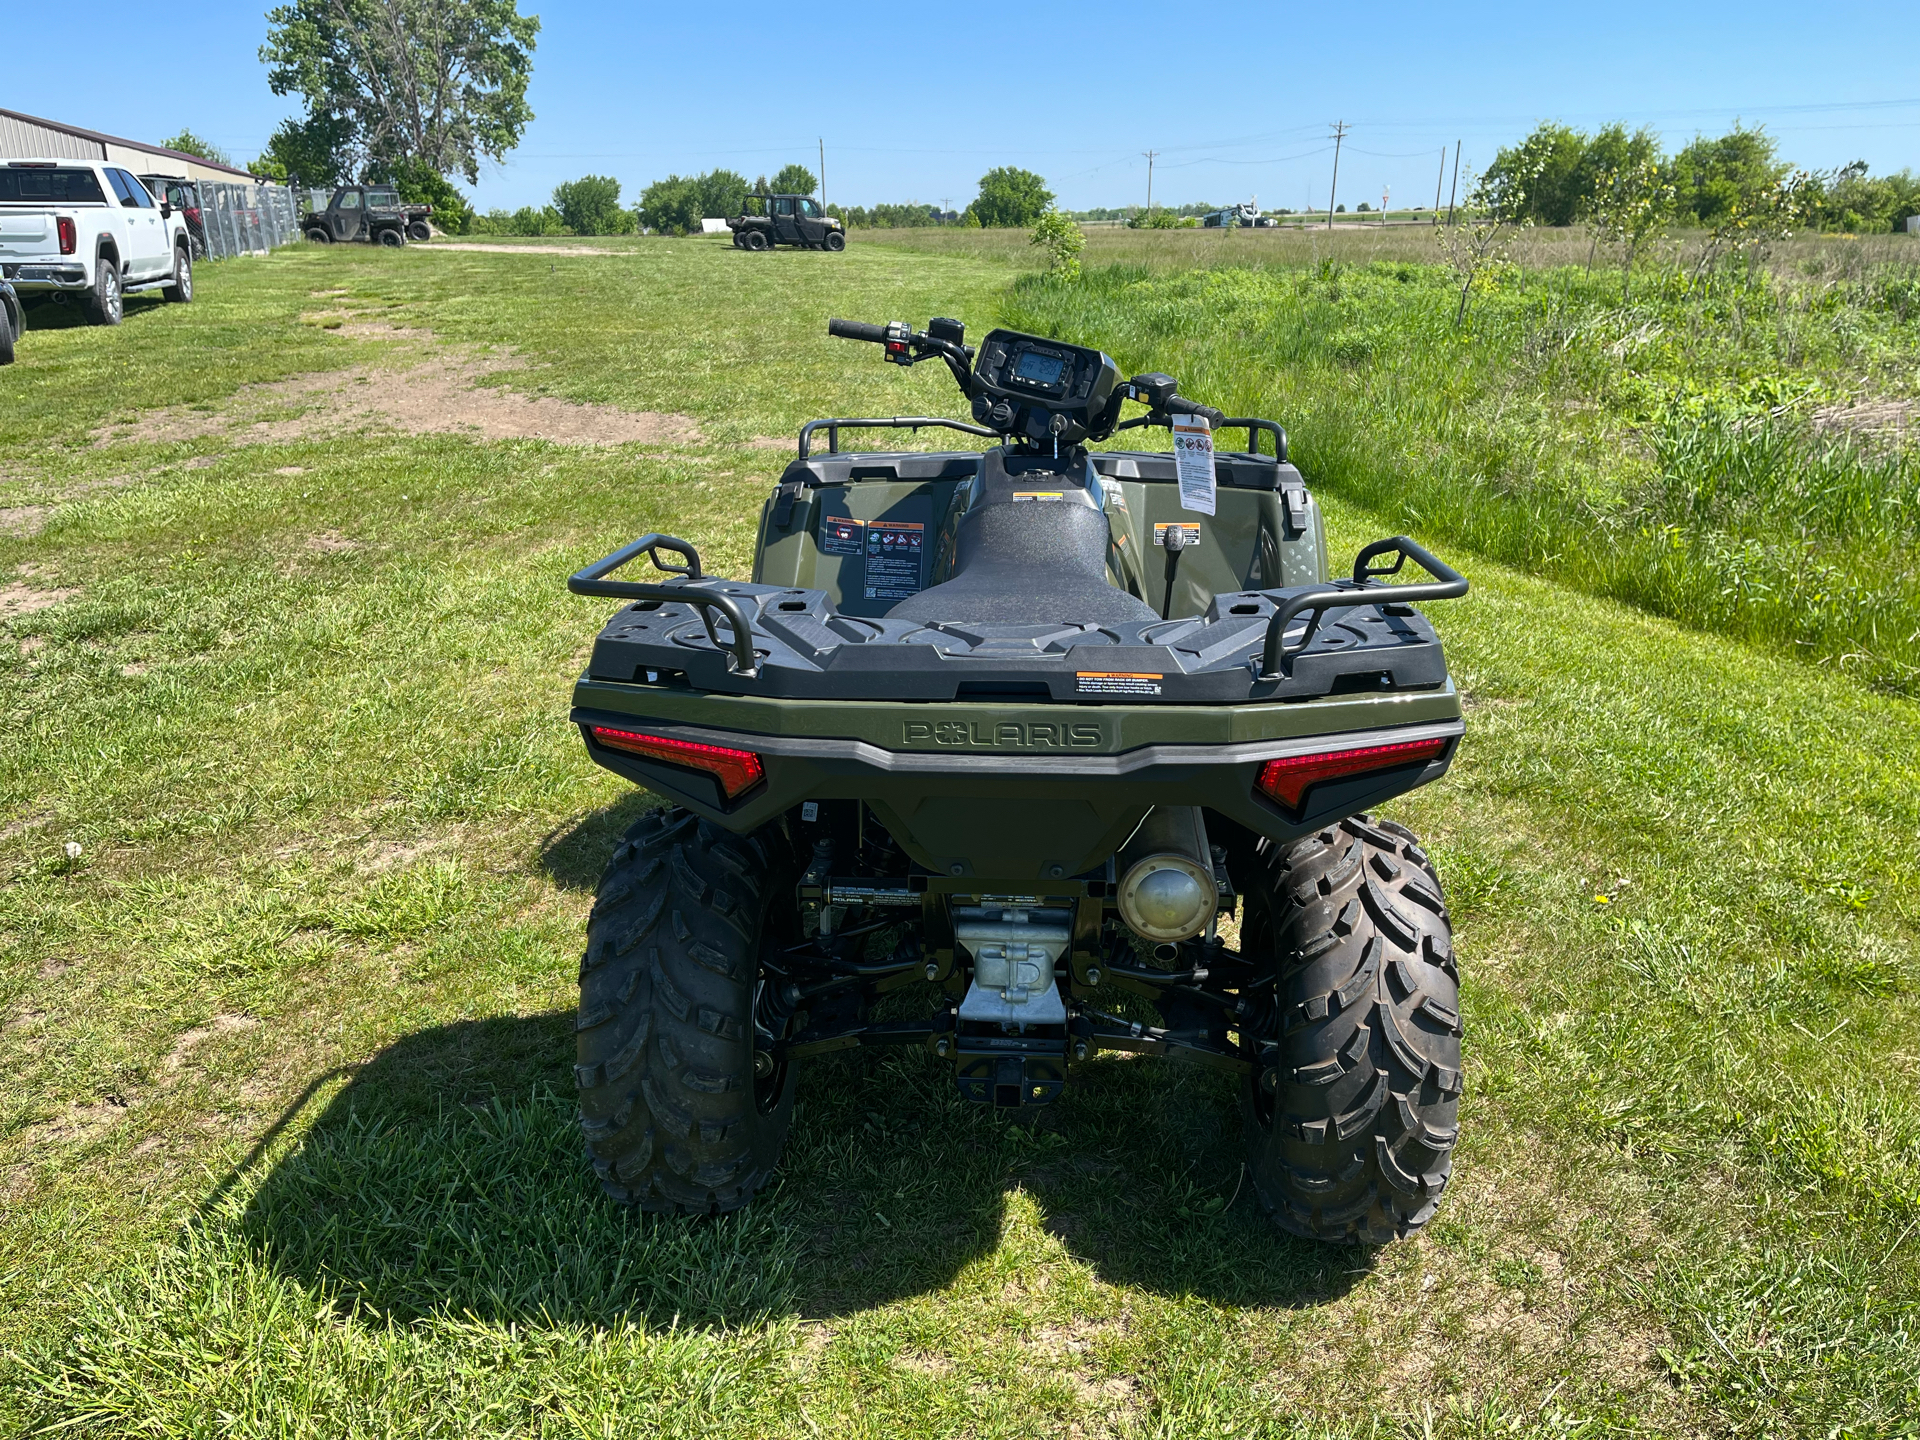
[0,107,258,185]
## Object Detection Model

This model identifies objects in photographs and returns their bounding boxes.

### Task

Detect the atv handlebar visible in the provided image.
[827,318,888,343]
[1164,395,1227,429]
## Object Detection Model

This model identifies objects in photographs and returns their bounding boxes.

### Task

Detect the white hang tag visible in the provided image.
[1171,413,1217,516]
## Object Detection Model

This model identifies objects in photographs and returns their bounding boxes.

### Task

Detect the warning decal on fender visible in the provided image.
[1076,671,1164,696]
[820,514,864,555]
[863,520,925,600]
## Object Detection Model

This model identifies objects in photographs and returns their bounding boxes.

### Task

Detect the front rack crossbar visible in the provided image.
[1112,415,1288,462]
[1260,535,1468,680]
[798,416,998,460]
[567,531,759,676]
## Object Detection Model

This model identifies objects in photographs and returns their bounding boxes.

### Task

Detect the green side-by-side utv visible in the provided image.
[565,317,1468,1244]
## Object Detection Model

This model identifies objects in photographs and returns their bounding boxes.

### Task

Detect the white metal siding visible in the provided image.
[0,114,100,160]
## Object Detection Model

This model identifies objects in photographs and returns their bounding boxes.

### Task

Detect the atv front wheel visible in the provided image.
[575,808,798,1212]
[1241,816,1461,1244]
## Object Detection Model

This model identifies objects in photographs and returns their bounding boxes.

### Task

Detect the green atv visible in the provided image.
[566,317,1468,1244]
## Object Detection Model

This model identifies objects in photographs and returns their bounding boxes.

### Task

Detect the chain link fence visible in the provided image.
[191,182,302,260]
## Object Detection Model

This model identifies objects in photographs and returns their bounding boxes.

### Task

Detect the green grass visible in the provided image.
[1,236,1917,1437]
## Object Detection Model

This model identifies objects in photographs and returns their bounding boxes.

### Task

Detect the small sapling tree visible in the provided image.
[1438,162,1538,325]
[1588,157,1675,303]
[1029,209,1084,280]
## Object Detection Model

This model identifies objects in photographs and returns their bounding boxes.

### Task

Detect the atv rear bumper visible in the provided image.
[571,677,1461,880]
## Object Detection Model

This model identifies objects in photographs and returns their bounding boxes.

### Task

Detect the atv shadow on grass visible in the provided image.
[536,792,660,892]
[227,1011,1369,1329]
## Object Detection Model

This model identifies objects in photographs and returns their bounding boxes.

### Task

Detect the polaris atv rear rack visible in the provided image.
[1260,536,1467,679]
[567,532,759,677]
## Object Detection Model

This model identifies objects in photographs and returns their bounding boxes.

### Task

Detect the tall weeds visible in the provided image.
[1006,255,1920,690]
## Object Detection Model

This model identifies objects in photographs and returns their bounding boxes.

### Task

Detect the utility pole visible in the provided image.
[1446,139,1460,226]
[1433,147,1445,225]
[1326,120,1348,228]
[818,137,826,216]
[1142,149,1158,218]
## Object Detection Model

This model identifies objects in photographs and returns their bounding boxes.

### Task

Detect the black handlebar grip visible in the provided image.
[827,318,888,343]
[1166,395,1228,428]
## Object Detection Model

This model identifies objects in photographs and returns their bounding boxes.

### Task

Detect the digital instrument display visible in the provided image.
[1012,349,1066,386]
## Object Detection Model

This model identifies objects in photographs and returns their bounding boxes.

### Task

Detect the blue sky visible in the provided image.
[9,0,1918,215]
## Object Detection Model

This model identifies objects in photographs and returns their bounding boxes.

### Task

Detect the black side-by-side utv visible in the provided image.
[565,316,1467,1244]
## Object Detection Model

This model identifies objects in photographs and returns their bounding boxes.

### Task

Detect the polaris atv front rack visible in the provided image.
[798,415,998,459]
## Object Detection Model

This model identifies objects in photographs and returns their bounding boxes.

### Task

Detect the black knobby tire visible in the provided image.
[1241,815,1461,1244]
[378,227,406,247]
[406,221,432,242]
[743,229,769,251]
[164,245,192,304]
[305,228,332,244]
[823,230,846,252]
[0,297,16,366]
[576,808,798,1213]
[87,257,123,326]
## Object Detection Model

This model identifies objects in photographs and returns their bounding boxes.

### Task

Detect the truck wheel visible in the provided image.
[1240,815,1461,1244]
[304,228,332,244]
[742,230,769,251]
[824,231,846,252]
[86,258,123,326]
[164,245,193,304]
[576,808,799,1214]
[406,221,431,242]
[378,228,405,247]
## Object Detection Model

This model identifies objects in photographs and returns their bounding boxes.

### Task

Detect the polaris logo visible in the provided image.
[902,720,1103,749]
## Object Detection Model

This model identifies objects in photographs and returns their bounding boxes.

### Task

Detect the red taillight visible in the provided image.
[185,207,200,222]
[1256,737,1450,809]
[57,216,76,254]
[589,726,765,800]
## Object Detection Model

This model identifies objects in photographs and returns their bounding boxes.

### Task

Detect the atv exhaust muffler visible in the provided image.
[1116,807,1218,944]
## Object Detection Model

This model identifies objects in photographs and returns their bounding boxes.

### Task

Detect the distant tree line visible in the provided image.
[1488,122,1920,234]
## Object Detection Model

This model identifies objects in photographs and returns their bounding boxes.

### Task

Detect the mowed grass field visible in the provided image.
[1,231,1917,1437]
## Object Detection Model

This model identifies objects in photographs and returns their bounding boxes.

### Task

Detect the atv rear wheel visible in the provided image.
[1240,815,1461,1244]
[742,229,769,251]
[575,808,798,1213]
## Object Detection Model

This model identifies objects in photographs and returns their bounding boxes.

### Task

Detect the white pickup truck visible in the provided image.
[0,158,193,325]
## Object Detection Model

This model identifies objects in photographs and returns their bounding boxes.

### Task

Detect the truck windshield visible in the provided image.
[0,167,108,204]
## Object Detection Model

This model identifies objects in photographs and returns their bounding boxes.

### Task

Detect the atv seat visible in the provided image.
[888,500,1157,625]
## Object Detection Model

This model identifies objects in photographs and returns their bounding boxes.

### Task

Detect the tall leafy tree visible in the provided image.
[552,174,627,234]
[160,130,233,167]
[694,169,749,219]
[261,0,539,184]
[770,163,816,196]
[252,112,355,186]
[971,167,1053,228]
[1669,125,1788,226]
[1487,122,1585,226]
